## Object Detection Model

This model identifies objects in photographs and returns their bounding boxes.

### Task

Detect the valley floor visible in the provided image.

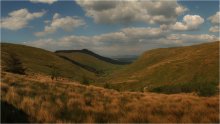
[1,72,219,123]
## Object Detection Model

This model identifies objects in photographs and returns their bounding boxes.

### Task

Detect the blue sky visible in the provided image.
[1,0,219,56]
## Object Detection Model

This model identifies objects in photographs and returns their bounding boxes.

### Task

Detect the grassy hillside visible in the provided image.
[56,49,130,64]
[56,50,126,75]
[108,41,219,93]
[1,72,219,123]
[1,43,97,82]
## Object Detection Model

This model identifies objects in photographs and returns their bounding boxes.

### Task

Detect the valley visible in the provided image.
[1,41,219,123]
[1,0,219,123]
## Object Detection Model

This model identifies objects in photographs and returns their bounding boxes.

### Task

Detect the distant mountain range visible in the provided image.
[110,55,139,63]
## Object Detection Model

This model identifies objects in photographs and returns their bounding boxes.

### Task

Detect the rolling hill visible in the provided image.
[1,43,97,82]
[1,41,219,95]
[107,41,219,93]
[55,49,128,75]
[1,41,219,123]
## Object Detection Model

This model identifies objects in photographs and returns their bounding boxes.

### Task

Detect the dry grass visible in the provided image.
[1,72,219,123]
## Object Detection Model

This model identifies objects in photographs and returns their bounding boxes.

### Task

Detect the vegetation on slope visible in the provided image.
[108,41,219,93]
[1,43,96,82]
[1,72,219,123]
[56,49,130,65]
[56,50,126,75]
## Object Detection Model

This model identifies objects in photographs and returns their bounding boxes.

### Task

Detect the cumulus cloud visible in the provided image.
[171,15,204,31]
[208,11,219,32]
[27,27,167,54]
[50,27,167,48]
[29,0,57,4]
[165,34,219,45]
[76,0,187,24]
[209,26,219,33]
[208,11,220,25]
[25,26,218,56]
[121,27,168,39]
[35,13,86,37]
[0,8,45,30]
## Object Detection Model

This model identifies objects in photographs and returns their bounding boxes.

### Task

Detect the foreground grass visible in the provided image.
[1,72,219,123]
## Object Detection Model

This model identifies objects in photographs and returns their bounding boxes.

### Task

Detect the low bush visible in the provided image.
[49,64,61,81]
[3,53,25,75]
[196,82,218,96]
[82,77,90,85]
[104,83,111,89]
[150,82,218,96]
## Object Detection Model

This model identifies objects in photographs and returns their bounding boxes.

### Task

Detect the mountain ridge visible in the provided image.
[55,49,131,65]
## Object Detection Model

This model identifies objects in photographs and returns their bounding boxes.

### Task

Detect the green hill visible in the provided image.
[1,43,97,82]
[107,41,219,94]
[1,42,219,95]
[55,49,127,75]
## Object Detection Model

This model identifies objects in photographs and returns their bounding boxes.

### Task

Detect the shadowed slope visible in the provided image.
[55,49,130,65]
[1,101,29,123]
[55,49,127,75]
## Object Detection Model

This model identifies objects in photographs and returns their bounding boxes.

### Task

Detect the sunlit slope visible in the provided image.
[109,41,219,91]
[1,72,219,123]
[1,43,97,81]
[56,50,126,75]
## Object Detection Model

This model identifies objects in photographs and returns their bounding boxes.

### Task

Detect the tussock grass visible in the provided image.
[1,72,219,123]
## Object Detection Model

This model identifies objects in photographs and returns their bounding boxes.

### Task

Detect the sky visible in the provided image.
[1,0,219,56]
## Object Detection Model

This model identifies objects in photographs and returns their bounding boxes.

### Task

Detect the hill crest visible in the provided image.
[107,41,219,92]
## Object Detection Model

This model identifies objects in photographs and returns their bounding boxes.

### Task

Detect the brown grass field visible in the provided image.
[1,72,219,123]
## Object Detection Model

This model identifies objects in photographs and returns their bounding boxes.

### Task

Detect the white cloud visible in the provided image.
[208,11,220,25]
[27,27,167,53]
[76,0,187,24]
[29,0,57,4]
[208,11,219,33]
[24,26,218,56]
[57,27,167,45]
[209,26,219,33]
[121,27,168,39]
[35,13,86,37]
[1,8,45,30]
[171,15,204,31]
[165,34,218,45]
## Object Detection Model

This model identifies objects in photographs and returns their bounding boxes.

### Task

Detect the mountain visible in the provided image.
[1,42,219,95]
[107,41,219,93]
[110,55,139,63]
[1,43,97,82]
[55,49,130,65]
[55,49,128,75]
